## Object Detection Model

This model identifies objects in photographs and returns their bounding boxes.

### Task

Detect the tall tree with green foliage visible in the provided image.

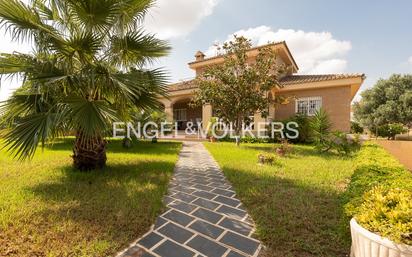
[0,0,170,170]
[192,36,287,143]
[353,74,412,130]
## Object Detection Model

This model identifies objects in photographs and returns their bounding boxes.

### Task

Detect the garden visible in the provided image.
[204,140,412,257]
[0,138,181,256]
[0,0,411,256]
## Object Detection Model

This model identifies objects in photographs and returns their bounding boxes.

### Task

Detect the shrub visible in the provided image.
[331,131,361,155]
[351,121,364,134]
[257,153,277,165]
[342,143,412,245]
[354,186,412,245]
[376,123,408,140]
[310,108,332,152]
[280,114,311,143]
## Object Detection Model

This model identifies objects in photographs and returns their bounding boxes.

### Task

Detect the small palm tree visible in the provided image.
[0,0,170,170]
[310,108,332,152]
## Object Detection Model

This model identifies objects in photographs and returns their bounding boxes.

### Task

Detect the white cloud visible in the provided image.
[206,26,352,74]
[144,0,219,39]
[408,56,412,65]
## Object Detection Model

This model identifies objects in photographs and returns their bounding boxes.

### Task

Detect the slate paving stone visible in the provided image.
[191,175,207,180]
[218,217,252,236]
[157,223,194,244]
[186,235,228,257]
[212,188,236,197]
[153,240,195,257]
[193,184,215,192]
[137,232,164,249]
[191,179,207,184]
[163,196,175,205]
[226,251,247,257]
[169,200,198,213]
[189,220,224,239]
[192,208,223,224]
[192,198,221,210]
[141,252,156,257]
[171,192,198,203]
[214,195,241,207]
[219,232,260,256]
[153,217,167,229]
[162,209,194,226]
[216,205,247,220]
[208,182,229,188]
[193,190,217,200]
[121,246,141,257]
[170,185,197,194]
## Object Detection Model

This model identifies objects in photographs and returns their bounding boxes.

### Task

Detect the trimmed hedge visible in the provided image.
[342,142,412,244]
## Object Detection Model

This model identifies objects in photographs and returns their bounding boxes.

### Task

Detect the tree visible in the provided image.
[353,74,412,131]
[350,121,364,134]
[0,0,170,170]
[192,36,287,144]
[376,123,407,140]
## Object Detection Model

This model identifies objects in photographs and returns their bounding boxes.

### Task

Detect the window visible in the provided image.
[173,109,187,121]
[295,97,322,116]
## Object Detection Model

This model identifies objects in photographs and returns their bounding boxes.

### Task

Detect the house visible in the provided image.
[158,42,365,133]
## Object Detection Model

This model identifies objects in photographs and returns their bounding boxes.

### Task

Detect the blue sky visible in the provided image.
[1,0,412,101]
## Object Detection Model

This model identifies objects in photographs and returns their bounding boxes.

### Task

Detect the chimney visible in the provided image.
[195,51,205,61]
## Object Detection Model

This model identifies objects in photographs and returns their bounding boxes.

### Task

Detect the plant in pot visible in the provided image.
[257,153,276,165]
[275,139,292,157]
[122,137,133,148]
[350,186,412,257]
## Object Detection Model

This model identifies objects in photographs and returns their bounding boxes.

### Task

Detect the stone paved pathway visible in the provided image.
[117,142,262,257]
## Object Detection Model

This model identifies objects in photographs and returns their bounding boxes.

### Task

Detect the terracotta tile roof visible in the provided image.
[167,73,366,92]
[167,79,197,92]
[279,73,366,85]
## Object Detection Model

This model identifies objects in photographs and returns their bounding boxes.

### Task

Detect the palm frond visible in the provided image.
[64,96,118,137]
[112,0,154,32]
[2,107,67,160]
[65,0,120,34]
[0,53,37,75]
[0,0,64,50]
[108,30,170,67]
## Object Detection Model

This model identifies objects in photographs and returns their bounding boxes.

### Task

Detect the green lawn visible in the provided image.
[0,139,181,257]
[204,142,355,257]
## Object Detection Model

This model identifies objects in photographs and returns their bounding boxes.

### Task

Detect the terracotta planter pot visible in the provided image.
[350,218,412,257]
[276,148,285,157]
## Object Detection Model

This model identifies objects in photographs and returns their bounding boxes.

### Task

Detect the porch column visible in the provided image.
[268,105,276,121]
[202,104,212,130]
[254,112,266,124]
[254,112,267,137]
[164,102,173,122]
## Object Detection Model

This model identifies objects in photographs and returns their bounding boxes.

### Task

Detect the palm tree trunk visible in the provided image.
[72,131,107,171]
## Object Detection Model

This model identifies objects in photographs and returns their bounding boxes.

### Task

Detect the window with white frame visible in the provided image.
[173,109,187,121]
[295,97,322,116]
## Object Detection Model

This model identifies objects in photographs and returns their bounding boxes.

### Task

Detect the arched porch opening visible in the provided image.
[172,98,202,131]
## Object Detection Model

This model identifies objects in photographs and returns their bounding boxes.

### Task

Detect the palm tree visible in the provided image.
[0,0,170,170]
